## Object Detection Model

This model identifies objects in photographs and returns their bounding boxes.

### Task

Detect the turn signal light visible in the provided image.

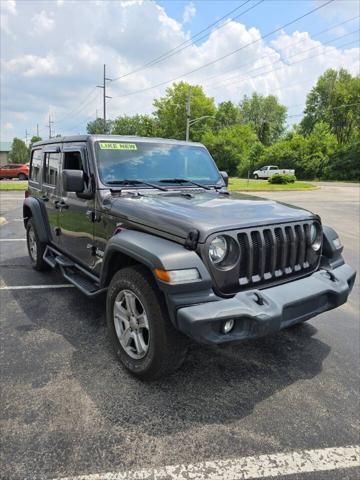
[154,268,200,284]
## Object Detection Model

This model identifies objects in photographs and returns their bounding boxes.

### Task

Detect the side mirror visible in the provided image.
[63,169,84,193]
[220,171,229,187]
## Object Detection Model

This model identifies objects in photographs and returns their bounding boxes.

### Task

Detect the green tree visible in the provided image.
[29,135,42,149]
[8,138,29,164]
[153,82,216,141]
[323,139,360,181]
[201,124,257,176]
[300,68,360,144]
[261,123,337,180]
[86,117,113,134]
[214,101,240,129]
[304,122,337,178]
[112,114,159,137]
[239,93,287,145]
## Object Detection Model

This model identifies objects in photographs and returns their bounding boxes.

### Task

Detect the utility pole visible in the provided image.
[185,86,191,142]
[36,123,39,137]
[47,114,54,139]
[97,64,112,133]
[25,129,29,146]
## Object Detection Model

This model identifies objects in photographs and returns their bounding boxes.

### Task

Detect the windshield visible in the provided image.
[95,141,222,186]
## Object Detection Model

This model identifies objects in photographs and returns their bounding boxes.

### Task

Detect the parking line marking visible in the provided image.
[0,238,26,241]
[0,284,74,290]
[53,445,359,480]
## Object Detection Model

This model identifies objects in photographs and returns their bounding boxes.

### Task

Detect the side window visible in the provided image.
[270,166,277,170]
[43,152,60,186]
[30,150,43,182]
[64,151,83,170]
[63,149,91,193]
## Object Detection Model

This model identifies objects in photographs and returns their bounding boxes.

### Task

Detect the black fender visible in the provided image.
[100,230,212,293]
[321,225,344,269]
[23,197,51,243]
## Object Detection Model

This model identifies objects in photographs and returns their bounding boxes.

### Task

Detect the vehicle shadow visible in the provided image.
[8,287,330,437]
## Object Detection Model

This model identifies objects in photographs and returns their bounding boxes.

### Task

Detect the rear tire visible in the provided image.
[26,219,49,271]
[18,173,27,180]
[106,265,187,380]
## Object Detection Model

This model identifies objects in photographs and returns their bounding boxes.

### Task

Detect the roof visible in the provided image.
[0,141,12,152]
[32,135,203,148]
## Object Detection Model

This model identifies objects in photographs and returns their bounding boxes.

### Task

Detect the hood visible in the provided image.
[107,191,317,243]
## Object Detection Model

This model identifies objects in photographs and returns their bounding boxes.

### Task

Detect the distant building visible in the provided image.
[0,141,12,166]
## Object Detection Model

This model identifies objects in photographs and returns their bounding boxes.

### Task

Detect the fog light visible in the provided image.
[222,319,235,334]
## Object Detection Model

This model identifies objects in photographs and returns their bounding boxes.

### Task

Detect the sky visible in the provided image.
[0,0,359,142]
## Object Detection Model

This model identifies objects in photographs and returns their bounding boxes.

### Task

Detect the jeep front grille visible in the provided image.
[236,222,320,288]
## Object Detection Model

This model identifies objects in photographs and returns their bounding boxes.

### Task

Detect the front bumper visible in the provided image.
[176,263,356,344]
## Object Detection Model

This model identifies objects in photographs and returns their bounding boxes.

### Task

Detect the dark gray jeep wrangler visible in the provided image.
[24,135,356,379]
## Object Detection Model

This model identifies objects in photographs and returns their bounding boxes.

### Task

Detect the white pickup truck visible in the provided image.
[253,165,295,179]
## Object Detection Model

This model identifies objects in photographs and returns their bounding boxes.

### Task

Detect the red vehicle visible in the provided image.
[0,163,29,180]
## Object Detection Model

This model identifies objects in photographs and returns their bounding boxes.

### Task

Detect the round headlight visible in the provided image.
[310,223,321,251]
[209,235,228,264]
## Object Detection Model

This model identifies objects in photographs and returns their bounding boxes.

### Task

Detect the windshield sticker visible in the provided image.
[99,143,138,151]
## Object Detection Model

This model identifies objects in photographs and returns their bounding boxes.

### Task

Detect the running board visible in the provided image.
[43,246,106,297]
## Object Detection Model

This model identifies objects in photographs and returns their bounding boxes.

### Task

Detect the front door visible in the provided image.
[58,147,95,269]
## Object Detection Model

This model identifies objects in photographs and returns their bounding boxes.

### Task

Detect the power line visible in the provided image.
[47,114,54,139]
[110,0,261,82]
[207,29,359,90]
[287,102,360,118]
[202,15,359,87]
[56,87,98,125]
[97,64,112,130]
[55,89,99,127]
[112,0,335,99]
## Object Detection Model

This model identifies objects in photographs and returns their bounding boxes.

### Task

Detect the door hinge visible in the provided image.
[86,210,100,222]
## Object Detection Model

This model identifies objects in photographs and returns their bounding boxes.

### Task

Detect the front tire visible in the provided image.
[106,265,187,380]
[26,219,49,271]
[254,174,259,180]
[18,173,27,180]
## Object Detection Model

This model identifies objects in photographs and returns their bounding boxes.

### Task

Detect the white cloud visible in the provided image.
[183,2,196,24]
[0,0,359,139]
[316,0,359,20]
[3,122,14,130]
[12,112,28,121]
[1,0,17,15]
[31,10,55,35]
[0,0,17,37]
[5,54,59,77]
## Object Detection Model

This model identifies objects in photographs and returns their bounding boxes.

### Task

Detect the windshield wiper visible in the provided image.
[106,179,168,192]
[159,178,212,190]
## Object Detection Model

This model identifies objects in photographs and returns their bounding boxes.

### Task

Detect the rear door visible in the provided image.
[58,145,96,269]
[41,147,62,247]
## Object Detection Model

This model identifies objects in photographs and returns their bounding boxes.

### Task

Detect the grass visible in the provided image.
[0,178,318,192]
[0,181,28,191]
[228,178,317,192]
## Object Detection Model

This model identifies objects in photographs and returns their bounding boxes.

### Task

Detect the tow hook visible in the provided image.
[253,292,265,305]
[323,269,337,282]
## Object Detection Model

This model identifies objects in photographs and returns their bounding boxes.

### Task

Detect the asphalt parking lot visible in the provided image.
[0,183,359,480]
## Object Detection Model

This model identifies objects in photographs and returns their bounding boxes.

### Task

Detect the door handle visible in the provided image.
[41,195,49,202]
[55,200,69,209]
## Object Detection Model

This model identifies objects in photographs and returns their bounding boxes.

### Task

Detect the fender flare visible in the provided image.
[321,225,344,269]
[100,230,212,291]
[23,197,51,243]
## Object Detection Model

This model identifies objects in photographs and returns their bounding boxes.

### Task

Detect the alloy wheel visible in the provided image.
[113,289,150,359]
[28,227,37,262]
